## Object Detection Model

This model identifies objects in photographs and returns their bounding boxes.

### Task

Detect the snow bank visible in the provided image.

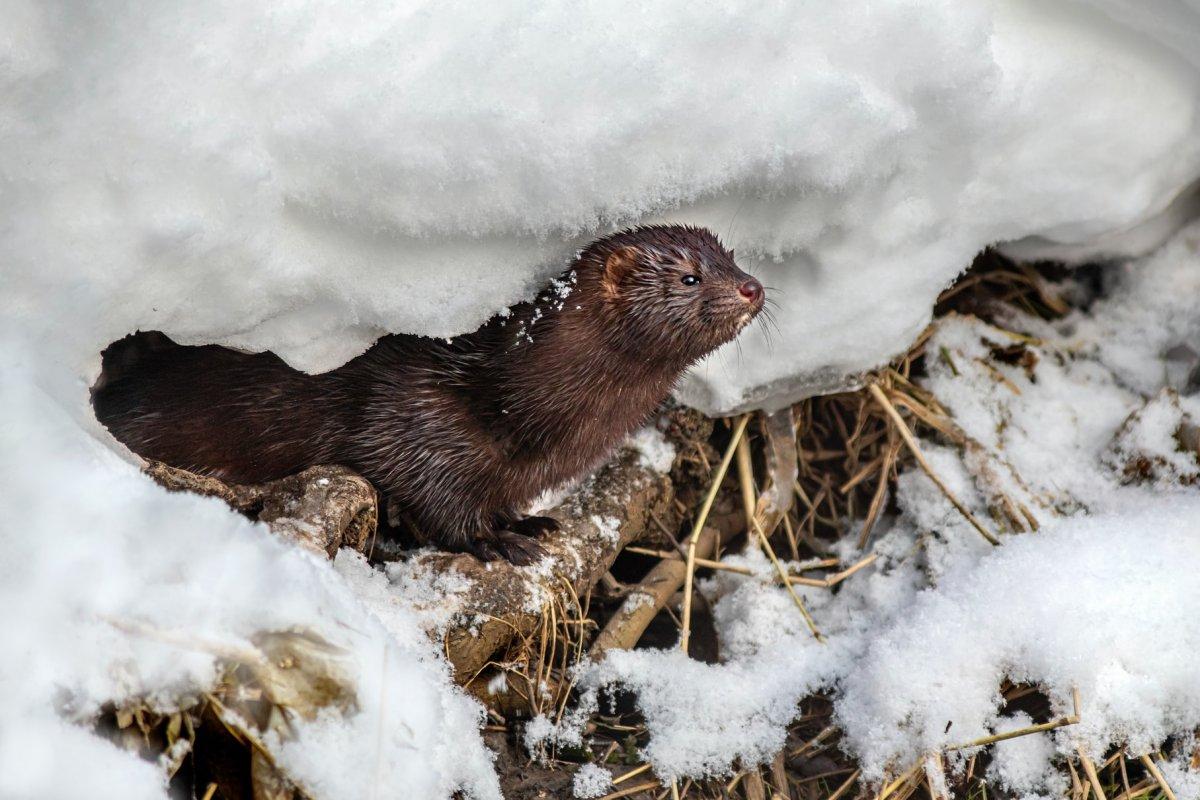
[0,359,501,797]
[5,0,1200,413]
[838,500,1200,782]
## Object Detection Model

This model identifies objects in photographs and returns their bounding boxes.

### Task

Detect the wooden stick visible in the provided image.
[743,769,767,800]
[867,383,1000,546]
[612,762,652,785]
[1068,759,1086,800]
[878,762,922,800]
[946,712,1080,750]
[1077,746,1108,800]
[591,527,721,657]
[925,753,950,800]
[1139,754,1178,800]
[598,780,660,800]
[824,553,879,587]
[736,434,757,535]
[624,547,833,587]
[826,769,861,800]
[790,725,836,757]
[769,751,791,800]
[681,414,750,654]
[857,434,900,549]
[736,424,824,641]
[754,516,824,640]
[1111,779,1156,800]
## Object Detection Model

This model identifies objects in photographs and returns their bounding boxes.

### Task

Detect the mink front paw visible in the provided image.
[468,530,548,566]
[505,515,560,537]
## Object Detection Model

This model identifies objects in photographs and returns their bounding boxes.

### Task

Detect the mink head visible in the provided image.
[584,225,764,364]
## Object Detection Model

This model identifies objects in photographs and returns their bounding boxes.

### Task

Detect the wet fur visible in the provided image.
[94,225,763,564]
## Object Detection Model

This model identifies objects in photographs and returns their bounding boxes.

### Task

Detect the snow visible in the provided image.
[523,689,598,759]
[0,363,501,798]
[5,1,1200,413]
[5,1,1200,796]
[625,426,677,474]
[838,502,1200,778]
[1102,389,1200,487]
[573,763,615,799]
[987,713,1068,798]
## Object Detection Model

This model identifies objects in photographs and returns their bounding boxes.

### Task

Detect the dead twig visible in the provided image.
[592,527,721,658]
[947,687,1081,750]
[1076,746,1108,800]
[826,769,861,800]
[867,383,1000,546]
[598,779,660,800]
[681,414,750,654]
[1139,754,1178,800]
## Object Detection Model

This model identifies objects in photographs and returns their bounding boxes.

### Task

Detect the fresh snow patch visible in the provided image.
[573,763,614,799]
[987,712,1069,798]
[589,514,622,545]
[625,426,677,474]
[837,501,1200,781]
[0,361,502,799]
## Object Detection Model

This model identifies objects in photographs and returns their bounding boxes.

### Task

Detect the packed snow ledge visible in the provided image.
[4,0,1200,797]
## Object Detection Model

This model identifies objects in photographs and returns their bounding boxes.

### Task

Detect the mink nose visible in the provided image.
[738,278,763,304]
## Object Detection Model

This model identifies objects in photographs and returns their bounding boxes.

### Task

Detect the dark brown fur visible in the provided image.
[93,225,764,563]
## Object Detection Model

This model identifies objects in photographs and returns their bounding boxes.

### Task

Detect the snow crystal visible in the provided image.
[573,763,614,799]
[621,591,657,614]
[1160,749,1200,800]
[486,672,508,696]
[335,550,473,637]
[589,514,621,544]
[987,713,1069,798]
[625,426,677,474]
[523,689,598,759]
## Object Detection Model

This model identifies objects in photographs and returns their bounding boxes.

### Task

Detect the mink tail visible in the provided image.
[93,332,325,484]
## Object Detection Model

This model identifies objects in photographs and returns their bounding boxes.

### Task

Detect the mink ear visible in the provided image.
[602,246,641,295]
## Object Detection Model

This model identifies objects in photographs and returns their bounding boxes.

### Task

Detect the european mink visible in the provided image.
[94,225,765,564]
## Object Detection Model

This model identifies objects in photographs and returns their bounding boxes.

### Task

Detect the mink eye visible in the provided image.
[680,274,700,286]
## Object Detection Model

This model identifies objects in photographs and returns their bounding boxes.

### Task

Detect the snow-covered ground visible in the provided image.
[3,0,1200,797]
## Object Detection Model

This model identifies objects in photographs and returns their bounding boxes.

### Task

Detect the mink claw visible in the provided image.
[466,529,548,566]
[466,536,505,563]
[491,530,548,566]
